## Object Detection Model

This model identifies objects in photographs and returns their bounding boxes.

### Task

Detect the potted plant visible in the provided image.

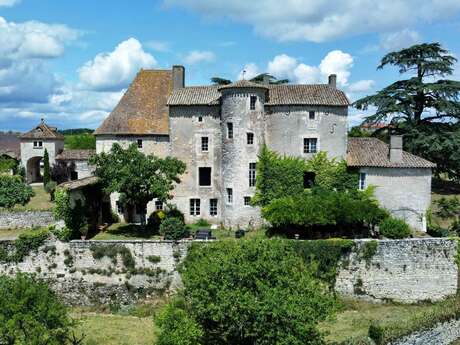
[80,225,88,240]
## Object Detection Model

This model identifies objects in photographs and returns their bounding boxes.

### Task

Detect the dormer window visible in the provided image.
[33,141,43,149]
[250,96,257,110]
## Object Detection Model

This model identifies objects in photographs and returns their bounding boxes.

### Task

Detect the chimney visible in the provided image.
[172,65,185,89]
[389,135,403,163]
[328,74,337,88]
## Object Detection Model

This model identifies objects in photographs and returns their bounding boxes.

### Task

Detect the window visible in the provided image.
[250,96,257,110]
[227,122,233,139]
[137,139,143,148]
[303,172,316,188]
[201,137,209,152]
[244,196,251,206]
[359,172,366,190]
[70,171,78,181]
[249,162,256,187]
[199,167,212,186]
[210,199,218,216]
[190,199,200,216]
[226,188,233,204]
[155,200,163,211]
[33,141,43,148]
[198,116,203,122]
[116,201,124,214]
[247,132,254,145]
[309,111,316,120]
[303,138,318,154]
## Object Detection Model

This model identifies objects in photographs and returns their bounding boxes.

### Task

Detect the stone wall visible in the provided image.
[335,238,458,303]
[390,318,460,345]
[0,211,55,229]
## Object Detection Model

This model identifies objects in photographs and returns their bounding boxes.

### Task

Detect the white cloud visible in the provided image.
[348,80,375,93]
[183,50,216,65]
[0,16,81,59]
[78,38,157,91]
[0,0,20,7]
[145,40,170,52]
[164,0,460,42]
[319,50,353,86]
[379,29,422,52]
[237,63,259,80]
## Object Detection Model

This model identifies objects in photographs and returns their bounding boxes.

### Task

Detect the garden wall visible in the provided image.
[0,211,55,229]
[0,238,457,305]
[335,238,458,303]
[389,318,460,345]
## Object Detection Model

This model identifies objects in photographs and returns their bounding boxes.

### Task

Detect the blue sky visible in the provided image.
[1,0,459,131]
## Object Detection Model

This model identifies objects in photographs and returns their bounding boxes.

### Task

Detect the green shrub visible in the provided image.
[156,240,337,345]
[147,210,166,232]
[43,149,51,187]
[435,197,460,219]
[64,133,96,150]
[427,224,450,237]
[160,217,189,241]
[0,175,35,209]
[50,226,73,242]
[90,244,135,270]
[147,255,161,263]
[0,156,18,174]
[53,188,87,239]
[379,217,411,239]
[450,219,460,236]
[0,273,73,345]
[0,228,50,263]
[194,219,210,227]
[164,205,185,223]
[45,181,57,201]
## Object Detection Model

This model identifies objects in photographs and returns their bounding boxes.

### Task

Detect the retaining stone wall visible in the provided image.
[389,318,460,345]
[0,211,55,229]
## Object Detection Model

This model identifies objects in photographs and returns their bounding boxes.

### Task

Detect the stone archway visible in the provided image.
[26,156,43,183]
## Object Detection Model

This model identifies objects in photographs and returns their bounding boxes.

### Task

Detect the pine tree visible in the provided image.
[43,149,51,187]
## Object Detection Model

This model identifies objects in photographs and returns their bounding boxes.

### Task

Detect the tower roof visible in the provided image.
[217,80,269,91]
[20,120,64,140]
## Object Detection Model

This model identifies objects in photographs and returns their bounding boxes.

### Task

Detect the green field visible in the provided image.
[13,185,54,211]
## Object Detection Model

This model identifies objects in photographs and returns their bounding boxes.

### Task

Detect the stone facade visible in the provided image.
[20,139,64,183]
[0,211,55,230]
[389,318,460,345]
[360,167,432,231]
[335,238,458,303]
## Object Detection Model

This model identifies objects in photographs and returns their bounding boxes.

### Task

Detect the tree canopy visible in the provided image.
[89,143,186,222]
[353,42,460,180]
[0,175,34,209]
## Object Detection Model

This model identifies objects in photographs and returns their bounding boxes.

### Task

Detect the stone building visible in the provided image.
[93,66,434,231]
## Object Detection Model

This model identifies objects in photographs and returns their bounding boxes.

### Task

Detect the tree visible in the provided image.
[0,175,34,209]
[89,143,186,223]
[43,149,51,187]
[0,273,74,345]
[51,161,76,184]
[354,42,460,180]
[64,133,96,150]
[156,240,336,345]
[211,73,289,85]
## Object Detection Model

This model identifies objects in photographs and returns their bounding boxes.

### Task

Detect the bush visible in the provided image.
[45,181,57,201]
[435,197,460,219]
[156,240,337,345]
[0,273,73,344]
[147,210,166,231]
[54,188,87,240]
[164,205,185,223]
[427,224,450,237]
[194,219,210,227]
[0,175,35,208]
[160,217,189,240]
[379,217,411,239]
[51,226,73,242]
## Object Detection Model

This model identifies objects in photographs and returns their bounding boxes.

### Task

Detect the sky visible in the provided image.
[0,0,460,132]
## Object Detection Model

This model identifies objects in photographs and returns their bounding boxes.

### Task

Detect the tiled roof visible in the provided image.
[59,176,99,191]
[168,84,349,106]
[347,137,436,168]
[20,122,64,140]
[55,149,95,161]
[217,80,269,91]
[0,132,20,159]
[95,70,172,135]
[167,86,220,106]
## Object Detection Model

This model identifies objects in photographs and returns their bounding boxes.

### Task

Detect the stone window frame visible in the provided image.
[244,196,252,207]
[201,136,209,152]
[303,137,318,154]
[209,198,218,216]
[190,198,201,216]
[198,167,212,187]
[247,132,254,145]
[309,111,316,120]
[250,95,257,110]
[226,188,233,204]
[249,162,257,187]
[359,172,367,190]
[33,141,43,149]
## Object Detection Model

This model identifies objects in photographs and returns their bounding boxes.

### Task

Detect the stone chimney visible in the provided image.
[172,65,185,89]
[328,74,337,88]
[389,135,403,163]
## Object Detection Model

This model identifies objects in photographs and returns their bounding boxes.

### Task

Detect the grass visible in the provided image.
[12,185,54,211]
[430,178,460,230]
[322,297,460,344]
[0,228,28,239]
[92,223,162,240]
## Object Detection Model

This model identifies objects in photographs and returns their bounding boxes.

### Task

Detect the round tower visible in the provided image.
[218,80,268,228]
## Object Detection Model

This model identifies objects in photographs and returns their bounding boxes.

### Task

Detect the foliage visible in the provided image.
[156,240,337,345]
[64,133,96,150]
[43,148,51,187]
[0,273,74,345]
[194,219,210,227]
[90,244,135,270]
[51,161,76,184]
[159,217,189,241]
[262,188,388,236]
[0,156,18,174]
[0,227,50,263]
[379,217,411,239]
[434,197,460,219]
[348,126,371,138]
[156,298,204,345]
[0,175,35,209]
[291,239,355,287]
[45,181,57,201]
[353,42,460,180]
[360,241,378,266]
[89,143,186,222]
[53,188,87,239]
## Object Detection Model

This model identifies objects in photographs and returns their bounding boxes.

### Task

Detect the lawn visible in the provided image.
[0,228,27,240]
[92,223,162,240]
[12,185,54,211]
